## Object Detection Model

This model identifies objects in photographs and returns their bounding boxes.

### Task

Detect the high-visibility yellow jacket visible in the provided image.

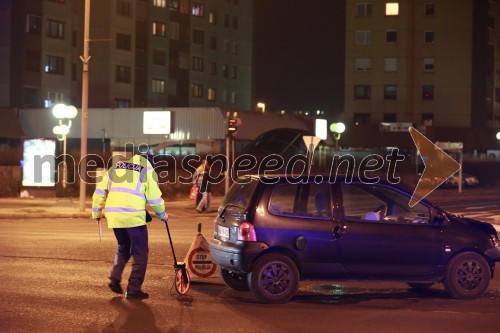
[92,155,166,228]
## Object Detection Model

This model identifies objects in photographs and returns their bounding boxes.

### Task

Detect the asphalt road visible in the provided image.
[1,195,500,333]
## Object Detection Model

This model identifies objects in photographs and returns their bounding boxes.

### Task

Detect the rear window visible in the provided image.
[268,183,332,219]
[220,177,259,211]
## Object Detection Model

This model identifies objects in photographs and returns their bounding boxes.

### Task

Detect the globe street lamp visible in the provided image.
[496,131,500,142]
[52,104,78,189]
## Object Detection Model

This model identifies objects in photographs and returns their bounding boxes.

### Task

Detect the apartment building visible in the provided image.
[345,0,499,129]
[0,0,253,110]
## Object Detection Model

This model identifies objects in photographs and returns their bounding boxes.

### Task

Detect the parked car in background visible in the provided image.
[444,172,479,188]
[210,175,500,303]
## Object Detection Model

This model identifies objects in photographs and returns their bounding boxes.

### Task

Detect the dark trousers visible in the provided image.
[109,225,149,293]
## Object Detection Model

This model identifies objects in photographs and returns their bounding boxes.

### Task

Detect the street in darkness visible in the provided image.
[0,190,499,333]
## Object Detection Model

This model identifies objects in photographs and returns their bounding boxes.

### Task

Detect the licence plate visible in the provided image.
[218,225,230,241]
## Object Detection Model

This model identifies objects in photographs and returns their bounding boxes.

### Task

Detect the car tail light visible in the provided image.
[237,222,257,242]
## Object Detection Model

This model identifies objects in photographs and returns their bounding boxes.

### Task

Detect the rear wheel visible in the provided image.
[248,253,299,303]
[443,252,491,299]
[221,268,249,291]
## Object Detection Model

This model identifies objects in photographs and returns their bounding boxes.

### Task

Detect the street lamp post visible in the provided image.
[79,0,91,212]
[329,122,346,151]
[330,122,346,171]
[52,104,78,190]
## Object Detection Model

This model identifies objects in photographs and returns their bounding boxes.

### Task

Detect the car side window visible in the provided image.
[341,183,431,224]
[268,183,332,219]
[341,184,386,221]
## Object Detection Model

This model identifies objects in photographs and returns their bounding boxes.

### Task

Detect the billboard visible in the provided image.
[22,139,56,187]
[143,111,171,134]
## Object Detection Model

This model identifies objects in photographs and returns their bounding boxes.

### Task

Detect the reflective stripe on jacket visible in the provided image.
[92,154,166,228]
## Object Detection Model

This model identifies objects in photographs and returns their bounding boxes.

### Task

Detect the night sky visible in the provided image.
[253,0,345,117]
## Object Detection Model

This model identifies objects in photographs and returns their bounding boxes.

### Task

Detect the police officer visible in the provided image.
[92,152,167,299]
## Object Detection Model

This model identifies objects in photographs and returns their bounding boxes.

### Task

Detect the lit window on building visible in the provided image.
[45,55,64,75]
[192,2,205,17]
[208,88,216,101]
[170,0,179,11]
[209,11,217,24]
[385,2,399,16]
[152,79,166,94]
[47,19,65,39]
[192,83,203,98]
[153,22,167,37]
[154,0,166,8]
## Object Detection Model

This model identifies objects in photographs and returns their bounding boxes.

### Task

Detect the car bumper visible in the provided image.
[210,239,269,274]
[485,246,500,262]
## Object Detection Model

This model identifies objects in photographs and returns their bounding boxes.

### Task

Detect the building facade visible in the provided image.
[344,0,500,129]
[0,0,253,111]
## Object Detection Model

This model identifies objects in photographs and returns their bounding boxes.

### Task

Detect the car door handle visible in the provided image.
[333,225,346,239]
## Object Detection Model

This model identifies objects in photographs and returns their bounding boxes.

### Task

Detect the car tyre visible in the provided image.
[407,282,434,291]
[248,253,299,303]
[221,268,249,291]
[443,252,491,299]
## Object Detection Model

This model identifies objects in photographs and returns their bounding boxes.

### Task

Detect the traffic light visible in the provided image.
[227,118,241,135]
